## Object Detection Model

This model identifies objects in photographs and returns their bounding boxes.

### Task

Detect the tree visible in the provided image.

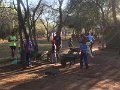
[28,0,44,52]
[111,0,117,23]
[0,1,17,39]
[65,0,100,34]
[57,0,64,33]
[16,0,44,62]
[40,3,58,41]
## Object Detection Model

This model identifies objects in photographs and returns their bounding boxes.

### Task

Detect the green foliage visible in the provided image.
[105,22,120,48]
[0,43,9,58]
[0,3,17,39]
[65,0,100,33]
[36,21,47,35]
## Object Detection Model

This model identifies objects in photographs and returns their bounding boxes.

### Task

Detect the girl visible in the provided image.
[8,31,17,59]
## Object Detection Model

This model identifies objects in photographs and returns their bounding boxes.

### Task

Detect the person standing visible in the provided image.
[86,32,94,53]
[68,38,73,47]
[79,38,89,69]
[51,40,57,63]
[53,32,61,59]
[54,32,61,51]
[8,31,17,59]
[23,38,32,67]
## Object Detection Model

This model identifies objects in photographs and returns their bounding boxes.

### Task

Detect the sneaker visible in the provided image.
[29,65,33,67]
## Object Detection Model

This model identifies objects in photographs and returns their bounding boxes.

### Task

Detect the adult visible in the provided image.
[8,31,17,59]
[51,40,57,63]
[53,32,61,59]
[53,32,61,52]
[86,32,94,53]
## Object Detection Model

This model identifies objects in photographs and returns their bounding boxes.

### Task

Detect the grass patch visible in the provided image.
[0,43,10,58]
[0,38,80,60]
[38,44,51,51]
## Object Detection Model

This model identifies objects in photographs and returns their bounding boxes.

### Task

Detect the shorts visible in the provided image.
[10,46,16,51]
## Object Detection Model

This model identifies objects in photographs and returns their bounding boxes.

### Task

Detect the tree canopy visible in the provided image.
[1,0,120,49]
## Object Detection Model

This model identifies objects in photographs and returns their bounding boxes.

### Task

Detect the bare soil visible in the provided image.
[0,42,120,90]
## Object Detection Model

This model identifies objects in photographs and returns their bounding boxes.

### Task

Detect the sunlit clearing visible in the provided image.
[91,79,120,90]
[92,47,99,52]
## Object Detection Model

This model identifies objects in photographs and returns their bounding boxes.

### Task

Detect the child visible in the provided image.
[79,38,92,69]
[51,40,57,64]
[68,38,73,47]
[8,31,17,59]
[23,38,32,67]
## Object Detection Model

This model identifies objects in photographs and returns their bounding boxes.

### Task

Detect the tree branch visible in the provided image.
[33,0,42,16]
[13,1,17,11]
[35,6,44,22]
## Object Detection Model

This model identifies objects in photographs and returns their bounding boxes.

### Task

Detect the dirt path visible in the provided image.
[0,43,120,90]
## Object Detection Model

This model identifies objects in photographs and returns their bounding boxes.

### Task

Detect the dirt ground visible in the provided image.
[0,42,120,90]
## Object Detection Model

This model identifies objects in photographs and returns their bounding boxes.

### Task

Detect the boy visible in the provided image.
[79,38,90,69]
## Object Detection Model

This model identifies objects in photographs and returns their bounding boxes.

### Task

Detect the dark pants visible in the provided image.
[10,46,16,58]
[56,45,61,52]
[69,42,73,47]
[26,51,31,66]
[80,52,88,69]
[56,45,61,59]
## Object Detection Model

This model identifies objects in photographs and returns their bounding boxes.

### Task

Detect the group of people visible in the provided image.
[8,31,62,66]
[8,31,33,67]
[67,32,94,69]
[8,30,94,69]
[79,32,94,69]
[50,31,94,69]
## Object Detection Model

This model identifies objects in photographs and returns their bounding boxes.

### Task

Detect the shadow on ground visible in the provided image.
[0,48,120,90]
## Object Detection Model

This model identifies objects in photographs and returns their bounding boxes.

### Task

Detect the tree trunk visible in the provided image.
[17,0,25,62]
[57,0,63,34]
[111,0,117,24]
[95,0,109,48]
[46,30,49,41]
[17,0,29,63]
[32,21,38,52]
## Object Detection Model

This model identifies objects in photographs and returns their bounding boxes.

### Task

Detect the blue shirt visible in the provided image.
[80,44,88,53]
[86,35,93,42]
